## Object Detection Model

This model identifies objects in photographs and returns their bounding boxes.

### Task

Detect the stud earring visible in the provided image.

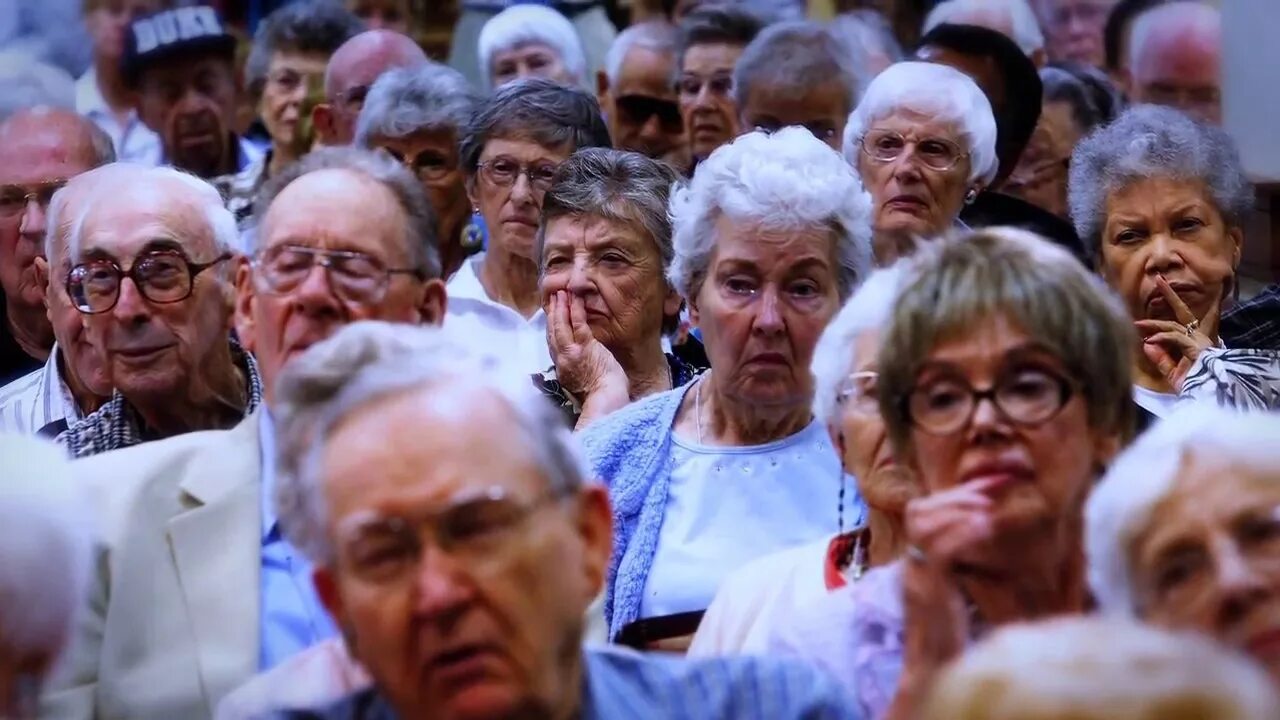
[964,188,979,204]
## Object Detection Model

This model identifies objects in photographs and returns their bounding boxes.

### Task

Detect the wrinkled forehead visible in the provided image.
[74,179,214,262]
[259,168,409,257]
[0,122,97,184]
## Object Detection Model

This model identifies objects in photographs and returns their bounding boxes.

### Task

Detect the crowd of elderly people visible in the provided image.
[1,1,1279,719]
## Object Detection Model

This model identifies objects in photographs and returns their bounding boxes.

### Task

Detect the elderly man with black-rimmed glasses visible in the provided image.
[41,147,447,720]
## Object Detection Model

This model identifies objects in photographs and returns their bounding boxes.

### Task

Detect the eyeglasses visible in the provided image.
[753,122,838,142]
[66,250,230,314]
[335,486,568,586]
[476,156,561,193]
[0,179,68,219]
[381,147,455,182]
[677,72,733,100]
[253,244,422,305]
[837,371,880,416]
[860,129,967,172]
[615,94,683,134]
[334,83,370,111]
[905,367,1075,436]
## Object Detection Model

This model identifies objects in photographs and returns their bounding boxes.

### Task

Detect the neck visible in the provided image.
[1133,347,1175,394]
[133,342,248,437]
[700,371,811,446]
[6,302,51,362]
[479,247,541,318]
[962,528,1088,627]
[866,510,906,567]
[610,335,671,400]
[94,54,132,113]
[57,351,107,416]
[267,147,292,179]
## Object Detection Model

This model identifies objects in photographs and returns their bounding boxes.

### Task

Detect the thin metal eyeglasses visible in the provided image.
[860,129,968,172]
[475,156,561,193]
[66,250,231,315]
[837,371,881,415]
[0,178,68,218]
[904,367,1075,436]
[251,244,423,305]
[335,485,569,586]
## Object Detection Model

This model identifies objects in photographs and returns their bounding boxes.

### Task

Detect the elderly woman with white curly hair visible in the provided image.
[0,434,90,718]
[477,5,587,91]
[1086,405,1280,688]
[843,61,1000,264]
[1070,104,1280,420]
[579,127,875,651]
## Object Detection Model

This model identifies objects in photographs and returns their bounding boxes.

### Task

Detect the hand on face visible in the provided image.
[1136,274,1221,391]
[546,290,627,398]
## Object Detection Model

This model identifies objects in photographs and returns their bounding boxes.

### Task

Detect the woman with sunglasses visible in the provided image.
[446,79,612,373]
[841,62,999,264]
[769,228,1136,720]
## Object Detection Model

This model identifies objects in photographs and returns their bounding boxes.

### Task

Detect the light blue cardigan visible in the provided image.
[579,382,695,640]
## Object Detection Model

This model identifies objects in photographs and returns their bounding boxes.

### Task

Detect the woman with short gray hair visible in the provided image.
[768,228,1136,720]
[534,147,698,430]
[356,64,482,278]
[580,128,873,649]
[1069,104,1277,421]
[476,4,586,91]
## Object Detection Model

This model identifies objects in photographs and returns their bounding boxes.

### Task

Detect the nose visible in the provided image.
[889,152,925,184]
[18,198,47,241]
[753,287,785,335]
[508,170,534,205]
[112,276,151,323]
[693,83,716,110]
[567,256,593,296]
[1214,543,1270,627]
[290,263,344,315]
[413,544,472,618]
[1145,230,1184,275]
[967,390,1014,443]
[640,113,664,140]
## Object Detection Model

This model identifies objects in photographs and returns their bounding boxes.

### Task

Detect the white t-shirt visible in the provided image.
[444,253,550,373]
[637,419,857,619]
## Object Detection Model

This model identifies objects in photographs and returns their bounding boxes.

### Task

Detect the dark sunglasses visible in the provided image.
[614,94,683,134]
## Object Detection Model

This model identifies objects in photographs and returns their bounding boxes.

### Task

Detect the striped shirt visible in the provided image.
[268,645,862,719]
[0,344,84,435]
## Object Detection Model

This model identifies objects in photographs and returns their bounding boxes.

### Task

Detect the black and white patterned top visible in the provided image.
[533,353,702,427]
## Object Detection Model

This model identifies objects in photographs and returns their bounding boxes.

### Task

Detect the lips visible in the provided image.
[885,195,928,212]
[112,345,172,362]
[426,644,500,685]
[1145,280,1203,309]
[958,458,1033,490]
[747,352,789,366]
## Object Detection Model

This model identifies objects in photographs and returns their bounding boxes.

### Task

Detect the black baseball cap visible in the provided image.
[122,5,237,88]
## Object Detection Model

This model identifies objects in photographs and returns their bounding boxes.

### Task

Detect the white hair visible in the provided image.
[0,51,74,121]
[0,434,91,670]
[667,127,874,304]
[603,21,676,86]
[1086,405,1280,617]
[843,61,1000,186]
[924,616,1280,720]
[810,263,907,428]
[273,321,593,564]
[476,5,587,91]
[1127,1,1220,72]
[923,0,1045,56]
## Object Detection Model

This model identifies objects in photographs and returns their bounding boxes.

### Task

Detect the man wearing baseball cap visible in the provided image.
[124,5,263,179]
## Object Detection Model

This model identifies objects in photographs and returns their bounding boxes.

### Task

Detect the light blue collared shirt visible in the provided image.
[259,410,338,671]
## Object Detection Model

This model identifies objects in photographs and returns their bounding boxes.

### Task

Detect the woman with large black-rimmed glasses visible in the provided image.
[767,228,1137,720]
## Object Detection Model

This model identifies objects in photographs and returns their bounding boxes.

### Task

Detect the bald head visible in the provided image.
[1128,1,1221,124]
[0,107,115,186]
[316,30,429,146]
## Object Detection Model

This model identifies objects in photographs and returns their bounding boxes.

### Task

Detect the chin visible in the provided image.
[438,684,533,720]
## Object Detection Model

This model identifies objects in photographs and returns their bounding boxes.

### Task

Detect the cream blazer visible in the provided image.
[42,414,264,720]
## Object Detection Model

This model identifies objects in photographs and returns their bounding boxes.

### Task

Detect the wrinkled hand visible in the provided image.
[547,291,628,398]
[1135,275,1221,391]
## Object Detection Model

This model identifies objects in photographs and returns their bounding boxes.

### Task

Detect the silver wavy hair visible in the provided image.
[354,63,479,147]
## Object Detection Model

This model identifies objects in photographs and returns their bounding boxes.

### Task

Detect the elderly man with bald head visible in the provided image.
[312,29,428,147]
[41,147,446,720]
[0,108,114,389]
[1125,0,1221,125]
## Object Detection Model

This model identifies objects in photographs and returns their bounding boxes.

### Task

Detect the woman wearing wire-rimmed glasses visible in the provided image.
[445,78,611,373]
[841,61,1000,264]
[767,228,1137,720]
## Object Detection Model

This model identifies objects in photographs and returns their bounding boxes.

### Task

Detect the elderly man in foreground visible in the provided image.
[258,321,859,720]
[42,148,446,720]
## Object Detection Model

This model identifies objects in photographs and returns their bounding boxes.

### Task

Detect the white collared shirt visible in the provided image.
[445,253,551,373]
[75,68,161,166]
[0,344,85,435]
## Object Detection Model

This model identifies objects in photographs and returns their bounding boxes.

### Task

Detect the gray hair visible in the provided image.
[245,0,365,99]
[876,228,1136,454]
[0,434,91,670]
[253,146,441,279]
[828,10,904,73]
[923,616,1280,720]
[45,163,137,266]
[667,127,874,303]
[1086,405,1280,618]
[458,78,612,177]
[732,21,861,116]
[604,21,677,86]
[810,263,907,428]
[923,0,1045,55]
[843,61,1000,187]
[273,321,590,564]
[674,4,767,75]
[1069,104,1251,263]
[1041,62,1123,135]
[536,148,682,332]
[475,5,587,91]
[354,63,479,147]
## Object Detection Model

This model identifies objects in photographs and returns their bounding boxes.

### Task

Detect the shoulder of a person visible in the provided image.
[769,562,902,655]
[578,385,683,452]
[252,686,387,720]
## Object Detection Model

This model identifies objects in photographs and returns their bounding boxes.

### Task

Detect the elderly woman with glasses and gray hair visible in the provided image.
[445,79,612,374]
[768,228,1136,720]
[534,148,699,430]
[356,63,482,279]
[1086,405,1280,690]
[1070,104,1280,422]
[843,61,1000,264]
[579,127,874,651]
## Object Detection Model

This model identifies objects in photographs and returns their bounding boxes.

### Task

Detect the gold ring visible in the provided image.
[1185,319,1200,336]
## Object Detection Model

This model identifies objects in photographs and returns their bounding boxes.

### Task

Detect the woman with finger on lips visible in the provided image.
[534,148,700,430]
[768,228,1136,720]
[842,62,1000,264]
[1069,105,1280,421]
